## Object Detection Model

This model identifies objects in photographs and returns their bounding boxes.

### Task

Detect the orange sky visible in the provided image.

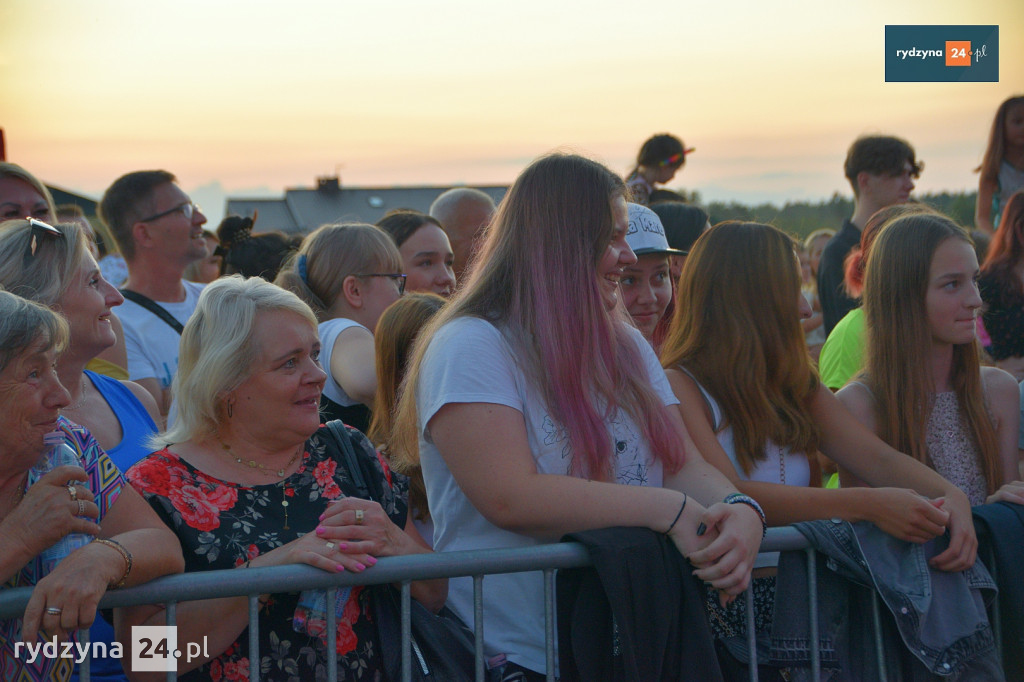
[2,0,1022,224]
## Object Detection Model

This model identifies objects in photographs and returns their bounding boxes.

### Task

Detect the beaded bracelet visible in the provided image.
[722,493,767,538]
[93,538,133,589]
[664,494,687,535]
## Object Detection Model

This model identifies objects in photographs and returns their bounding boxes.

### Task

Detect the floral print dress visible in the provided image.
[126,423,409,682]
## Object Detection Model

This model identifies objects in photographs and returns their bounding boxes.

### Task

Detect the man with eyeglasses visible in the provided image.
[99,170,210,419]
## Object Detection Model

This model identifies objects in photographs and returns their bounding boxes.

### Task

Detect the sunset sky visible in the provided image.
[3,0,1022,225]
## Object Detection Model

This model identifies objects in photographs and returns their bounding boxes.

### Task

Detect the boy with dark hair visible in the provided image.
[818,135,922,336]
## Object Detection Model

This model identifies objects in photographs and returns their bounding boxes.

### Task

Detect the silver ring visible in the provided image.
[325,542,335,550]
[354,509,364,525]
[77,499,86,515]
[67,484,77,501]
[45,607,62,616]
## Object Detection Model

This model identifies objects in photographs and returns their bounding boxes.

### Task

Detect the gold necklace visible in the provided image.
[219,440,301,479]
[62,377,89,412]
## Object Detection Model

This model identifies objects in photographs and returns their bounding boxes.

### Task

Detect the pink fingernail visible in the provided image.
[315,527,325,535]
[355,563,365,571]
[319,513,325,521]
[366,556,377,566]
[338,543,347,551]
[336,565,345,571]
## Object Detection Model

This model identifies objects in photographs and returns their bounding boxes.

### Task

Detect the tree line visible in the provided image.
[676,190,979,240]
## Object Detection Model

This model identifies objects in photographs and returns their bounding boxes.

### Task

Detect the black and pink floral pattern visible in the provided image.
[127,424,408,682]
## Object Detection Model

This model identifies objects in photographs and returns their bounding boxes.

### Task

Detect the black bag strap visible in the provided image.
[120,289,185,334]
[326,420,379,500]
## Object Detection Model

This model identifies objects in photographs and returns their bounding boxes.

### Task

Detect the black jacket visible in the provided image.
[557,527,724,682]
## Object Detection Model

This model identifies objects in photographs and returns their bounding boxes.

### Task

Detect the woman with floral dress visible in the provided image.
[122,276,444,681]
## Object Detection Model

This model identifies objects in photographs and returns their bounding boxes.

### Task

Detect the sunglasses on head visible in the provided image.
[25,218,64,263]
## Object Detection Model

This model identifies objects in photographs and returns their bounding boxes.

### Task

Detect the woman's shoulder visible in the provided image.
[319,317,369,334]
[57,415,101,457]
[310,421,408,514]
[425,316,505,355]
[981,366,1020,404]
[124,448,186,492]
[834,379,876,423]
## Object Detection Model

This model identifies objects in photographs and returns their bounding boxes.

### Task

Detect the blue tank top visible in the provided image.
[84,370,158,472]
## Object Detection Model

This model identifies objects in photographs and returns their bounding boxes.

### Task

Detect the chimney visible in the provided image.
[316,175,340,194]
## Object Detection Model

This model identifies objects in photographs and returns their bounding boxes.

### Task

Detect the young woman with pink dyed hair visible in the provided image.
[394,153,763,680]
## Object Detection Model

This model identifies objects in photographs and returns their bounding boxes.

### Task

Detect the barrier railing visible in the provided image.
[0,527,998,682]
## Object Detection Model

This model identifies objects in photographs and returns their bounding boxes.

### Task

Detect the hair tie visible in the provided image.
[297,253,309,285]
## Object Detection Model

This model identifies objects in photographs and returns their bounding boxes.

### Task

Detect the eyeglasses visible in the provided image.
[25,218,65,263]
[139,202,200,223]
[356,273,406,295]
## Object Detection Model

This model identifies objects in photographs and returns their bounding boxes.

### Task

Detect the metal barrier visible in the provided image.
[0,527,990,681]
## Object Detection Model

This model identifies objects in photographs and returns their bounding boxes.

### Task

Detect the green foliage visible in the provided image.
[693,191,979,241]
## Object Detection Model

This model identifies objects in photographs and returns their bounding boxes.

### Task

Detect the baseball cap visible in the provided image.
[626,203,686,256]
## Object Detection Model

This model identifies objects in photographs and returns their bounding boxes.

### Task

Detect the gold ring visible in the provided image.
[77,499,86,515]
[354,509,364,525]
[67,484,77,501]
[45,607,62,616]
[325,542,335,550]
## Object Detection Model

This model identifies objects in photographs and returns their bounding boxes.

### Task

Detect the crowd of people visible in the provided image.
[0,95,1022,681]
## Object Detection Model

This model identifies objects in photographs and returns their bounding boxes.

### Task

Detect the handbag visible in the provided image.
[325,420,477,681]
[373,585,477,682]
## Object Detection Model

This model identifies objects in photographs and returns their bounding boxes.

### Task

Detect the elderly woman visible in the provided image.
[0,291,184,681]
[0,217,162,680]
[122,276,444,681]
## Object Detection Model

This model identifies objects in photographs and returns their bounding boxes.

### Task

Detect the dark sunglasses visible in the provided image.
[25,218,65,263]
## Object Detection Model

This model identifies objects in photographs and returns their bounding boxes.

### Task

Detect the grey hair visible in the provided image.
[0,289,69,372]
[155,276,318,447]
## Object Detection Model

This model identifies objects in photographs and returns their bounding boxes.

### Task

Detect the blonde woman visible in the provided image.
[277,223,405,433]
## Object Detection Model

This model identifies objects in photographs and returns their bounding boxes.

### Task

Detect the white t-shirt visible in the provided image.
[318,317,370,408]
[118,280,204,389]
[416,316,678,673]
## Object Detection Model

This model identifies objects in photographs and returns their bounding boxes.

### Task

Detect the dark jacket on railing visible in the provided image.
[557,527,724,682]
[772,519,1002,681]
[973,502,1024,681]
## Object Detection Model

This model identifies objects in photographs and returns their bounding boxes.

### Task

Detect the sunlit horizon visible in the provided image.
[3,0,1021,226]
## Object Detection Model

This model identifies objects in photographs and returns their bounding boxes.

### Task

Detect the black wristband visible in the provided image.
[664,494,687,534]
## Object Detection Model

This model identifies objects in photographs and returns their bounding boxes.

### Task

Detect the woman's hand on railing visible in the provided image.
[683,501,761,600]
[860,488,949,543]
[928,490,977,573]
[21,540,126,643]
[250,527,355,574]
[985,480,1024,505]
[315,498,420,569]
